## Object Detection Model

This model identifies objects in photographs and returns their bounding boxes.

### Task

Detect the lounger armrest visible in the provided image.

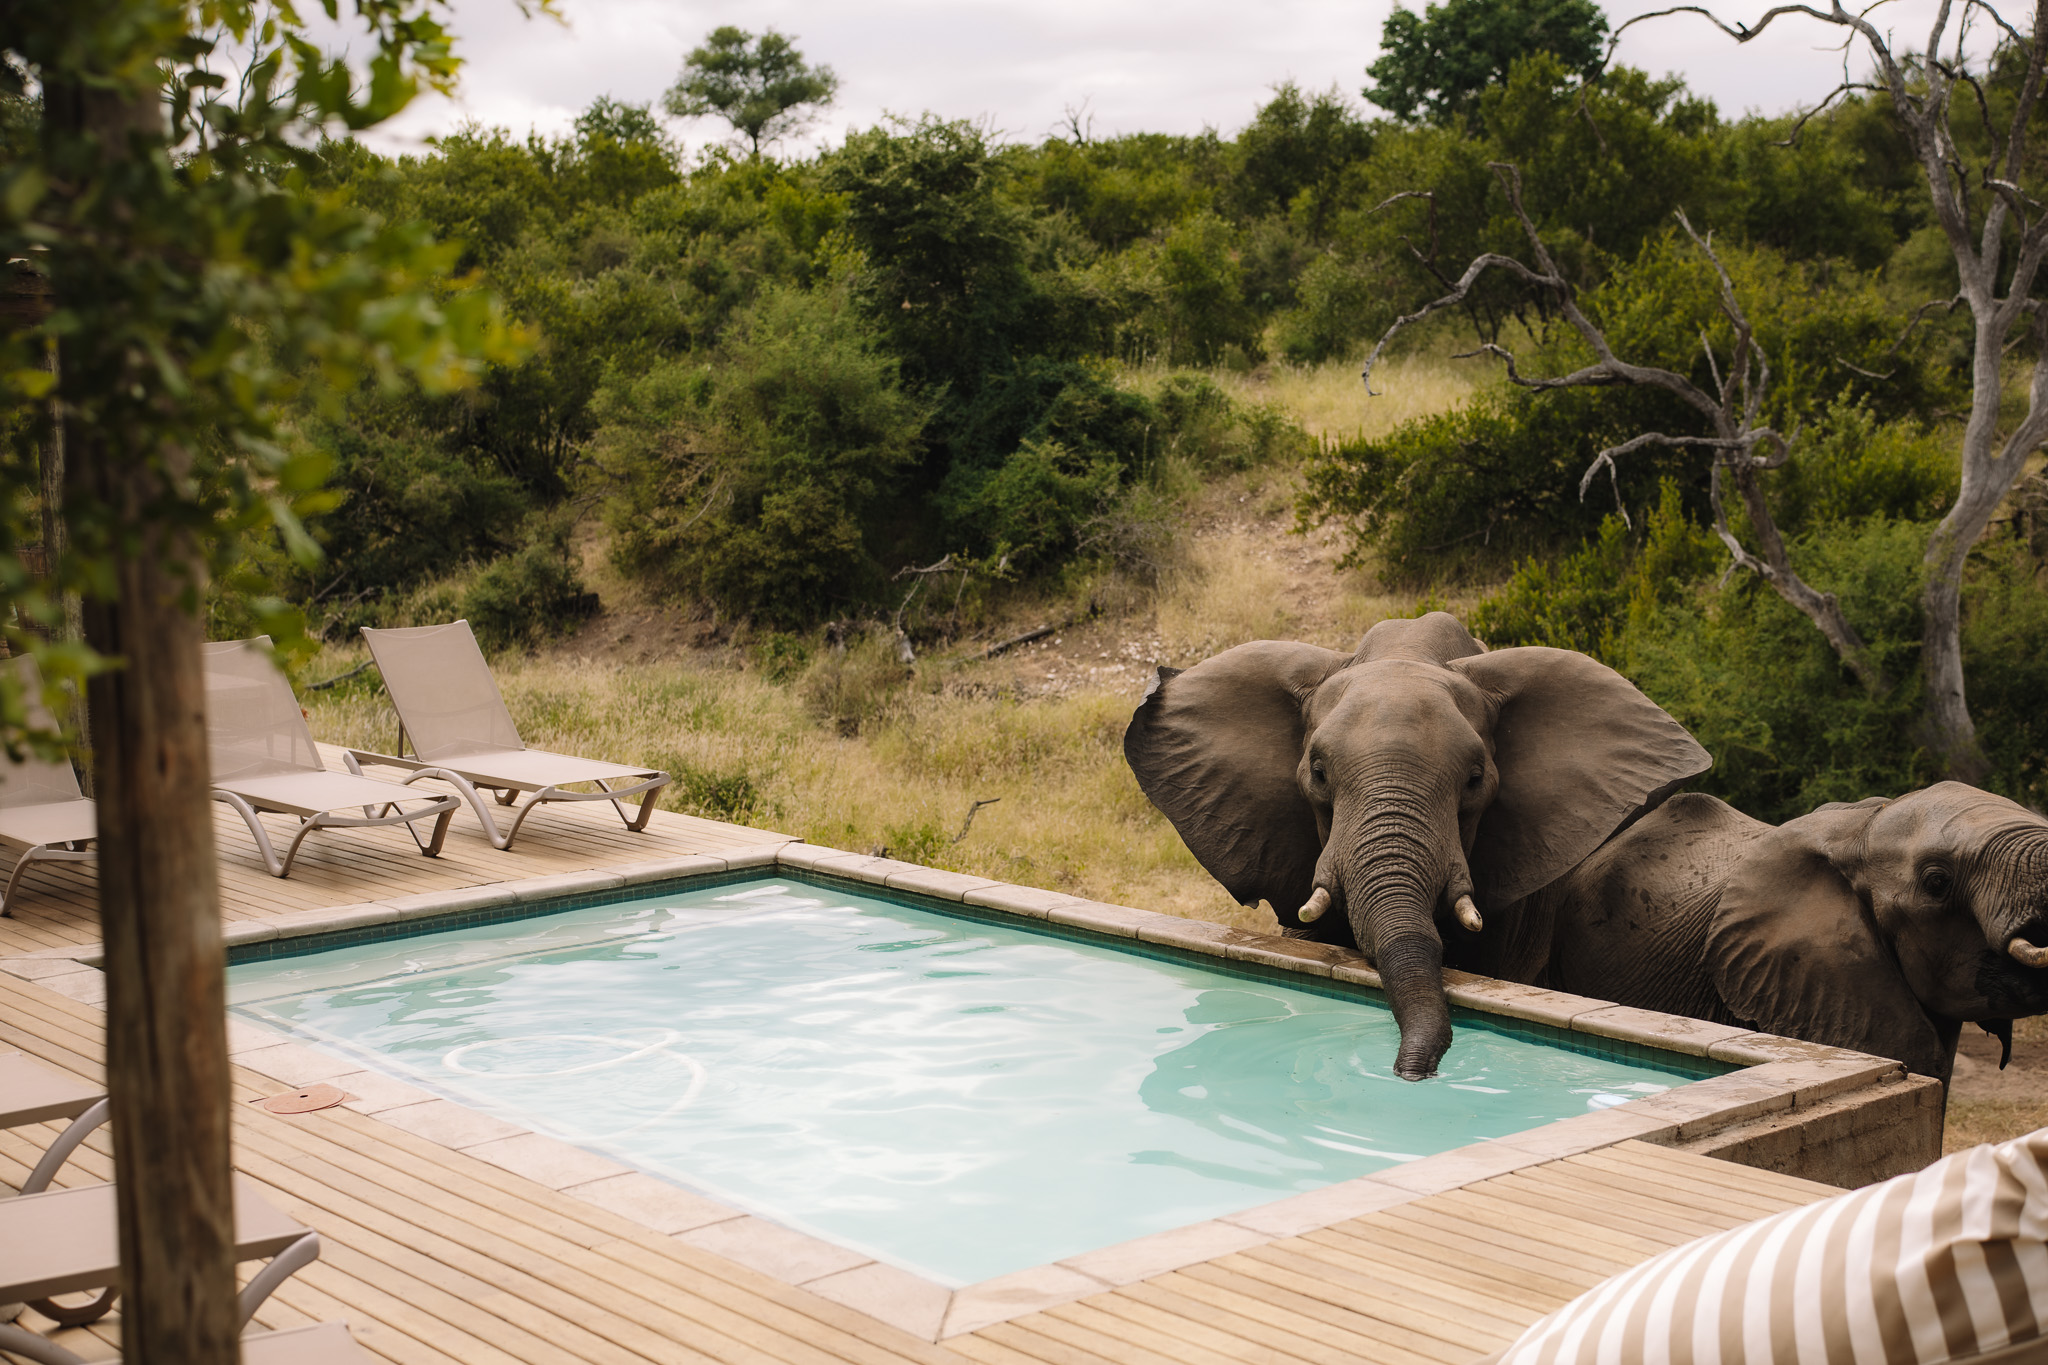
[22,1097,109,1194]
[0,1321,84,1365]
[237,1230,320,1329]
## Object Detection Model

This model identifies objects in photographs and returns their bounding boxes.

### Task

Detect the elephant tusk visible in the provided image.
[1298,887,1331,924]
[1454,894,1483,933]
[2011,938,2048,969]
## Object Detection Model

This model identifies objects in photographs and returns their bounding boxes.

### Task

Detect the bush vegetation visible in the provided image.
[216,17,2047,851]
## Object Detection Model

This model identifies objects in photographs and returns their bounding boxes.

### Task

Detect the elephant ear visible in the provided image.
[1452,647,1712,906]
[1124,641,1349,913]
[1707,800,1949,1078]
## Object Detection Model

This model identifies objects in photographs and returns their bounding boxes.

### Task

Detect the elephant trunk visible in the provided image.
[1379,929,1452,1081]
[1328,809,1454,1081]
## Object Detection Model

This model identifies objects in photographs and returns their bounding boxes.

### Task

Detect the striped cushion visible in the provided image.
[1492,1130,2048,1364]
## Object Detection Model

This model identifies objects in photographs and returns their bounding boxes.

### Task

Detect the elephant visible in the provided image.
[1528,783,2048,1086]
[1123,612,1710,1081]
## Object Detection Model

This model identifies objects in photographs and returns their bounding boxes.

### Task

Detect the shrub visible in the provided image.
[1623,519,1934,822]
[800,628,911,735]
[1274,253,1384,364]
[1469,480,1718,660]
[947,439,1123,572]
[593,284,929,625]
[670,765,764,822]
[462,522,597,650]
[1299,233,1962,583]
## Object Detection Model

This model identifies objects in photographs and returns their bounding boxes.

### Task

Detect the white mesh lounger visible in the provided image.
[204,638,459,878]
[350,620,671,850]
[0,657,94,917]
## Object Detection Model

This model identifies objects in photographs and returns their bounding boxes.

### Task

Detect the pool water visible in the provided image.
[227,876,1719,1285]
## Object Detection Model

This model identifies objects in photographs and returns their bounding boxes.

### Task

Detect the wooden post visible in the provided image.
[45,78,241,1365]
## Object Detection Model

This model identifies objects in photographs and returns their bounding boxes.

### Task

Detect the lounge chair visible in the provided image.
[204,638,460,878]
[350,620,671,850]
[1,1051,109,1196]
[0,1173,322,1364]
[1486,1126,2048,1364]
[0,657,94,918]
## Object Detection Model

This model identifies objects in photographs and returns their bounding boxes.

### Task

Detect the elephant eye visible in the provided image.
[1921,865,1955,899]
[1310,762,1327,784]
[1466,767,1484,788]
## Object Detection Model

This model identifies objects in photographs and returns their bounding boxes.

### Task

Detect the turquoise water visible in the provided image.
[227,876,1717,1285]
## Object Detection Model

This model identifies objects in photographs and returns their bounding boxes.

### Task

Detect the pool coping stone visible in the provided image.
[0,834,1910,1343]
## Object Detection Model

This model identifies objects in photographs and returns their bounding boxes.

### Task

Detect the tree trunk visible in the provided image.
[48,76,241,1365]
[73,424,238,1364]
[1921,533,1986,784]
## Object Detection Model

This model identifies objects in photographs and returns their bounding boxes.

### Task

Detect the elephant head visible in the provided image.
[1124,612,1710,1081]
[1708,782,2048,1083]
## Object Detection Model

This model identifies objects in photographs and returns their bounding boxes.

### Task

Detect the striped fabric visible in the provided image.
[1491,1130,2048,1365]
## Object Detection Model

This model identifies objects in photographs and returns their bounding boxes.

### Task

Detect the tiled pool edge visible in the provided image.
[0,839,1937,1343]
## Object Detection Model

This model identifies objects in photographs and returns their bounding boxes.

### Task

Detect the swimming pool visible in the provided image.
[227,874,1725,1286]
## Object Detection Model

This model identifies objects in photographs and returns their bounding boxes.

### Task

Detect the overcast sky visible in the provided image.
[354,0,1981,155]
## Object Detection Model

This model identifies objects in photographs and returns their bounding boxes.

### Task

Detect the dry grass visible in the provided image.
[1227,353,1481,443]
[304,650,1263,930]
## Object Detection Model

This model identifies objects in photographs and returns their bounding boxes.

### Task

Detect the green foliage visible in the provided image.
[663,26,838,157]
[1470,481,1719,660]
[294,419,527,630]
[1624,520,1935,820]
[1152,213,1261,365]
[949,439,1123,571]
[1300,232,1960,580]
[0,0,523,732]
[1366,0,1609,124]
[826,115,1045,396]
[592,285,928,625]
[670,763,764,822]
[1961,542,2048,809]
[1224,84,1373,233]
[461,517,594,651]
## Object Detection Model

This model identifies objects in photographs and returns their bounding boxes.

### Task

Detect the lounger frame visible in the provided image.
[343,744,666,851]
[0,835,92,919]
[212,784,458,879]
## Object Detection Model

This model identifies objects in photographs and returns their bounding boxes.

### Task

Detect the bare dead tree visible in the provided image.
[1599,0,2048,779]
[1362,163,1888,690]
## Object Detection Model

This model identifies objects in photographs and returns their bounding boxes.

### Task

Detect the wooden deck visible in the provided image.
[0,767,1844,1363]
[0,746,790,958]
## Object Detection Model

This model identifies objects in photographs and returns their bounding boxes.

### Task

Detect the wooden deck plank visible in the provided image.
[978,1320,1163,1365]
[1590,1142,1840,1200]
[1456,1175,1752,1251]
[1165,1264,1469,1365]
[1196,1254,1498,1355]
[1008,1307,1210,1365]
[1241,1242,1532,1339]
[1506,1158,1804,1222]
[1253,1227,1566,1316]
[1075,1287,1329,1365]
[1112,1280,1391,1365]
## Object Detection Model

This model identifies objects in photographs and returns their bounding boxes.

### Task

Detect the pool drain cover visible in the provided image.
[255,1083,348,1115]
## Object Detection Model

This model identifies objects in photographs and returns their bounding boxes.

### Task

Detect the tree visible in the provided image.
[663,26,838,158]
[1601,0,2048,780]
[0,2,519,1360]
[1365,0,1609,123]
[1363,0,2048,783]
[574,94,670,150]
